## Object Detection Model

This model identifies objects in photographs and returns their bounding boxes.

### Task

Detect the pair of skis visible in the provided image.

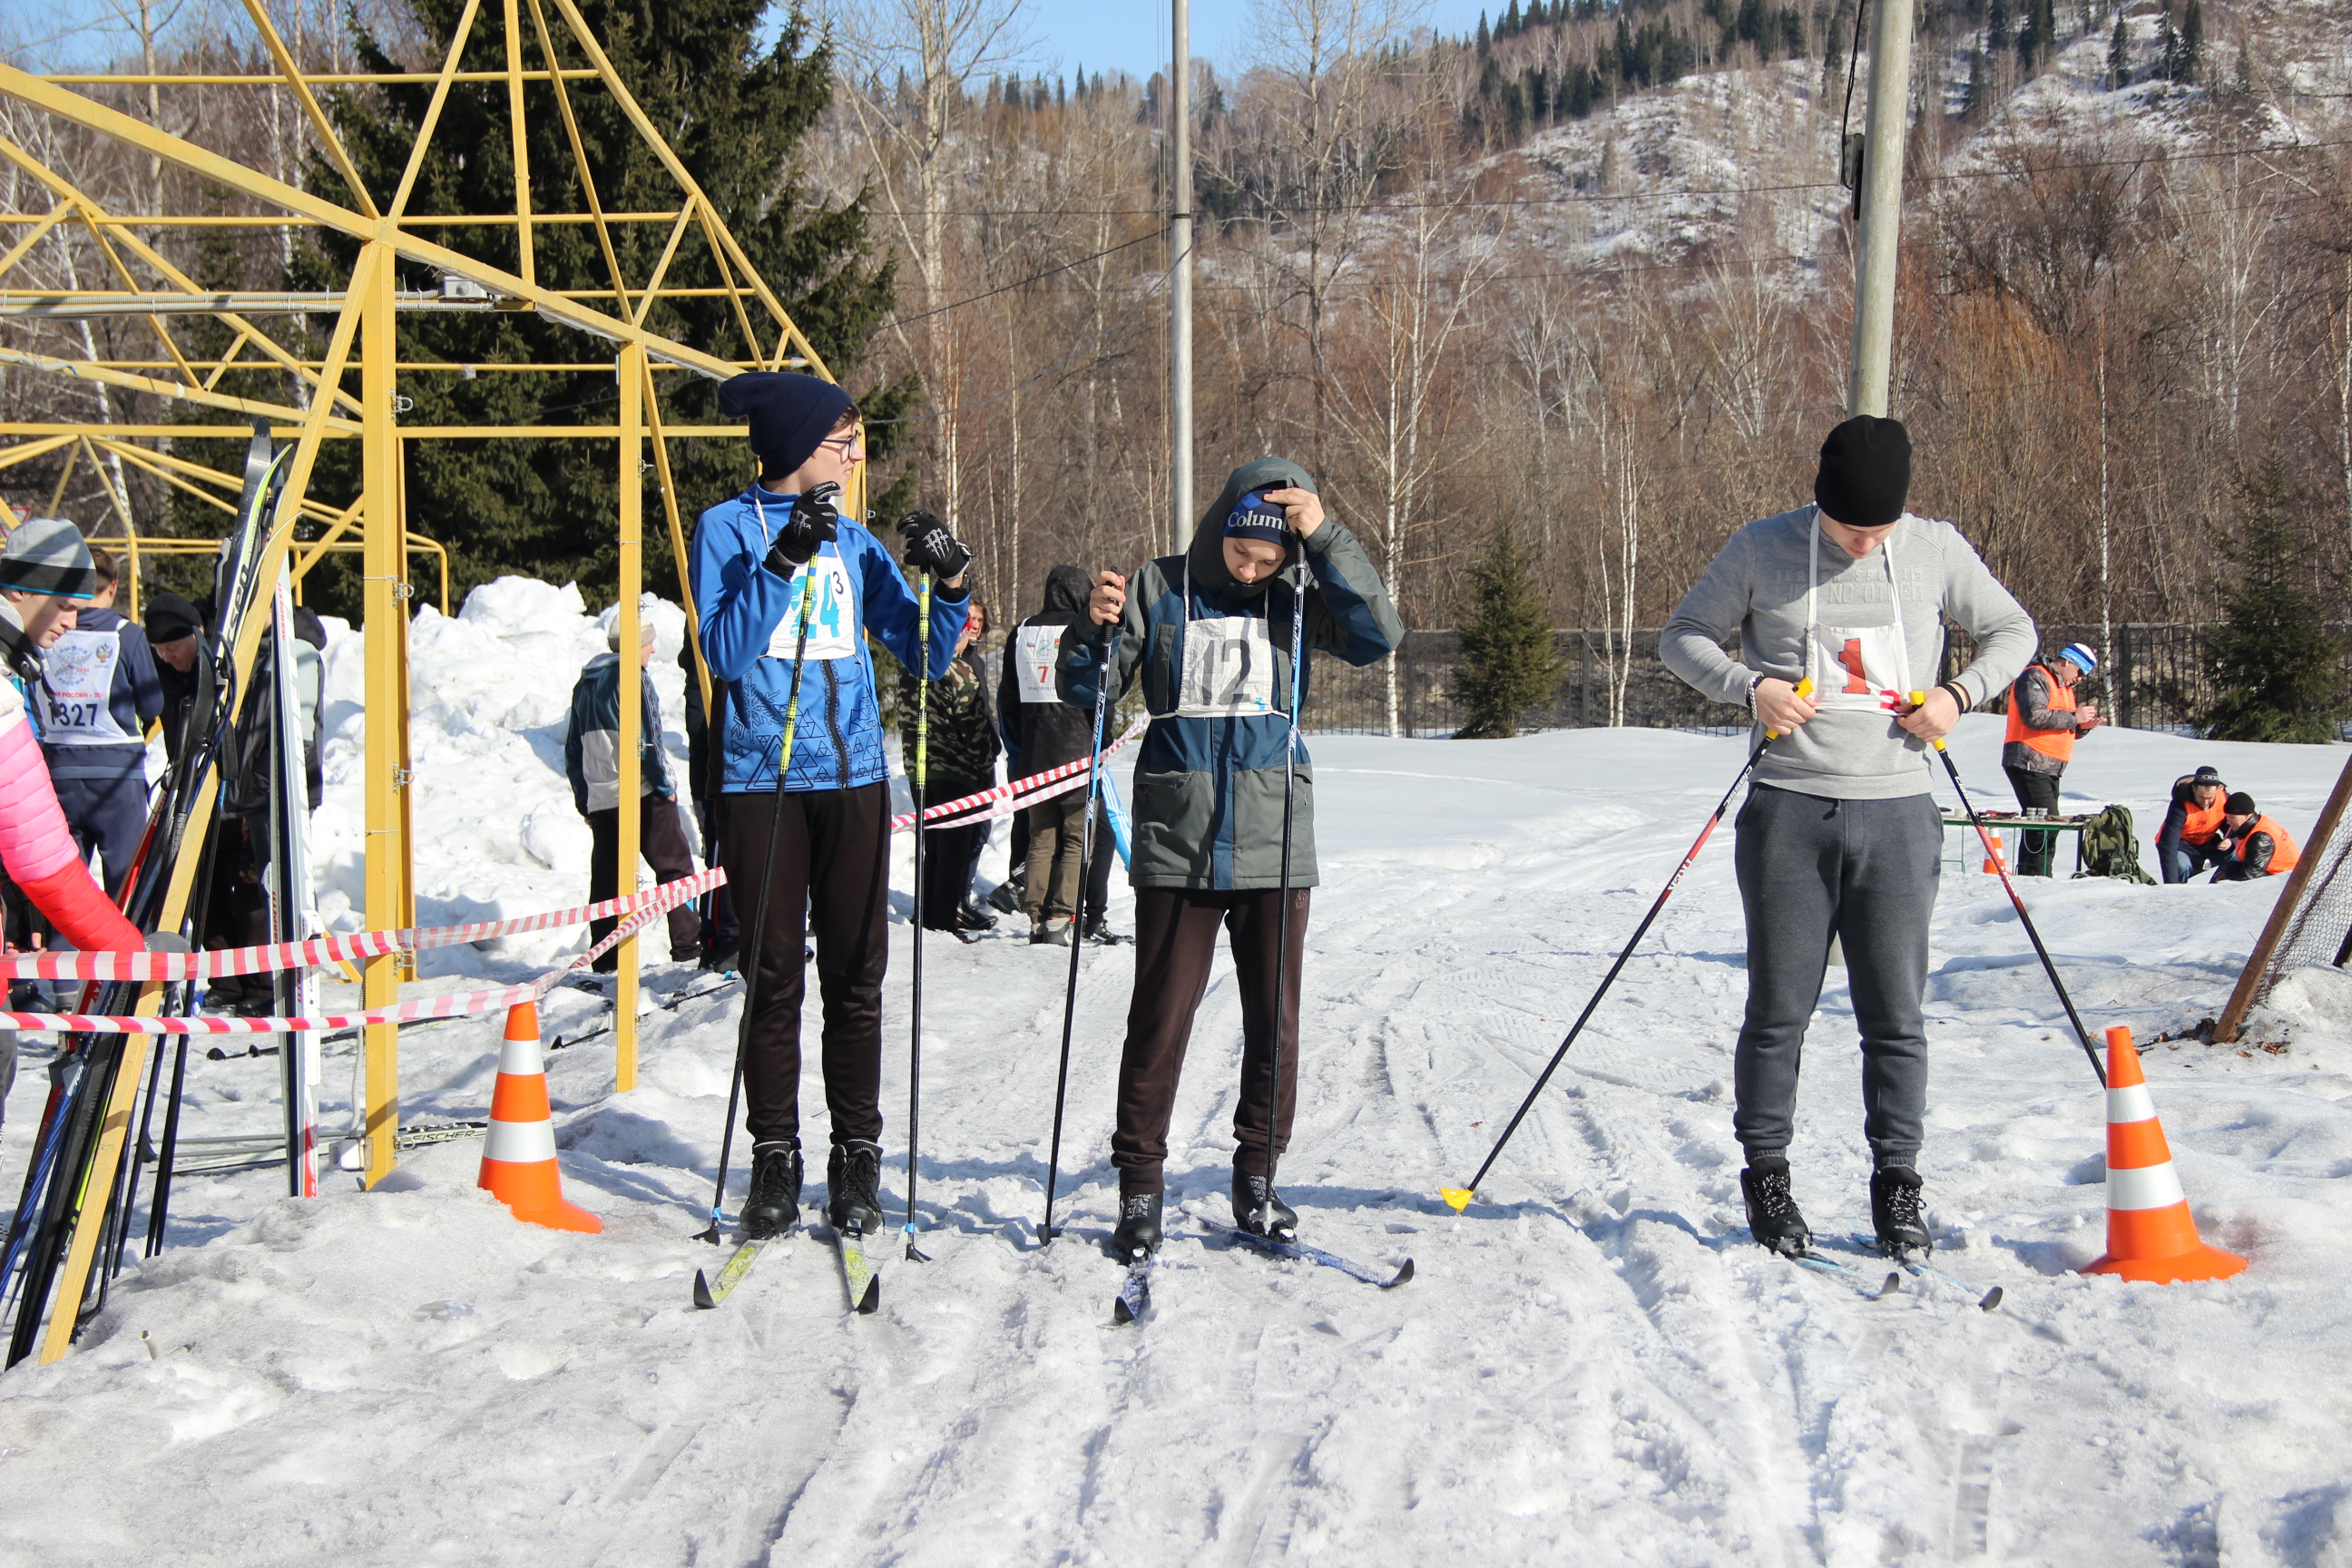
[691,1221,880,1315]
[1782,1237,2003,1312]
[1112,1218,1415,1327]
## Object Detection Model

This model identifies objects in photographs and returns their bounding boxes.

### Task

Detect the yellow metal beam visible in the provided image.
[360,246,404,1189]
[387,0,487,221]
[641,367,710,721]
[505,0,534,287]
[236,0,381,218]
[615,342,643,1088]
[0,345,348,429]
[41,70,601,84]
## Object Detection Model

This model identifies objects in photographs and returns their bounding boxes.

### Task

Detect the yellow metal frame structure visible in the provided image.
[0,2,866,1363]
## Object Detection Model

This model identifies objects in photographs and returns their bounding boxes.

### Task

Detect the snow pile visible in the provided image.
[5,603,2352,1559]
[309,577,693,969]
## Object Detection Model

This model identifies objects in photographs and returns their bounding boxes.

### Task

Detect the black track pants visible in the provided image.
[586,796,702,968]
[1111,887,1308,1195]
[720,782,890,1148]
[2004,765,2063,877]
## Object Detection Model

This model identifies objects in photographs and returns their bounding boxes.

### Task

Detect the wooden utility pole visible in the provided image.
[1847,0,1916,416]
[1170,0,1193,552]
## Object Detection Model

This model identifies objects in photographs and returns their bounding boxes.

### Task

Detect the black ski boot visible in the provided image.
[1111,1192,1163,1259]
[986,871,1026,916]
[1870,1166,1931,1259]
[827,1140,886,1236]
[1083,915,1129,946]
[741,1139,803,1240]
[1740,1156,1811,1258]
[1232,1171,1298,1242]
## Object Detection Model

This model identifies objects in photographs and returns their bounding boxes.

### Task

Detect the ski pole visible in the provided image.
[1039,620,1119,1244]
[1906,691,2106,1087]
[1440,677,1816,1212]
[1257,545,1311,1236]
[903,564,932,1262]
[697,562,819,1243]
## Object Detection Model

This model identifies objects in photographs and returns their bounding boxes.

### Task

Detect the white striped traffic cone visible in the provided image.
[476,1001,602,1234]
[2082,1025,2241,1284]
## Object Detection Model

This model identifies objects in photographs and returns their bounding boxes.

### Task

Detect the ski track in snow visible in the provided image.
[5,590,2352,1563]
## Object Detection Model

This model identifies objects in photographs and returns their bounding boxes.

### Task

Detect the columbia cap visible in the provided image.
[0,515,96,600]
[1223,490,1292,547]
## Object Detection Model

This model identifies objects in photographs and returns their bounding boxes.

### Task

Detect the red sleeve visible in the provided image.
[17,860,142,955]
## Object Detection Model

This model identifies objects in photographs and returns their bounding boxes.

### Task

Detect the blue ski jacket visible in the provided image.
[691,485,966,794]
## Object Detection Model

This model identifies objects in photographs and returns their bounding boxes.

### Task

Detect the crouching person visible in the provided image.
[1060,460,1402,1261]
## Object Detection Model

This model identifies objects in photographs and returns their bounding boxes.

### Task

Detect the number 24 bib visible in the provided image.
[765,555,857,662]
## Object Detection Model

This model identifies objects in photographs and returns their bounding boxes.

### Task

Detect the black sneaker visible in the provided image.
[954,900,997,933]
[1870,1166,1931,1259]
[1231,1171,1298,1242]
[701,944,740,975]
[827,1140,886,1236]
[1740,1157,1811,1258]
[1083,916,1129,946]
[1110,1192,1162,1259]
[742,1139,803,1240]
[985,875,1025,916]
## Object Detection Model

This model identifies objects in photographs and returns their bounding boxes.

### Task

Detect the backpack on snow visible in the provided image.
[2073,804,2156,885]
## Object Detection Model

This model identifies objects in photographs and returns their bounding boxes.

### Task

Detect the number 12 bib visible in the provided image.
[1178,615,1277,718]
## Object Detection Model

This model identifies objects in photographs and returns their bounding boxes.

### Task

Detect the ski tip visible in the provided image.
[1879,1271,1903,1298]
[853,1276,881,1316]
[1383,1259,1416,1289]
[691,1270,717,1310]
[1112,1296,1136,1326]
[1438,1187,1474,1213]
[1977,1285,2004,1313]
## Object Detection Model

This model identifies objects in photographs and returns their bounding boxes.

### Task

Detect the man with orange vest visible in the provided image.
[2156,764,2230,883]
[2003,642,2104,876]
[2211,792,2300,880]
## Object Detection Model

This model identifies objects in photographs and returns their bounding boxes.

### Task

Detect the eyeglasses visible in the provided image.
[817,430,864,458]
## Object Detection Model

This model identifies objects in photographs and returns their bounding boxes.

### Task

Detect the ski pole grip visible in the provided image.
[1907,689,1950,752]
[1764,677,1814,741]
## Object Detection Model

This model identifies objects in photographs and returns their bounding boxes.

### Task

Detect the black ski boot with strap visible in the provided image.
[1870,1166,1931,1259]
[1232,1171,1298,1242]
[827,1140,885,1236]
[1111,1192,1162,1259]
[742,1139,803,1240]
[1740,1156,1811,1258]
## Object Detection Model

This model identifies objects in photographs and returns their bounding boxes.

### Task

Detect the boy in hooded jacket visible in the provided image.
[1001,565,1102,944]
[691,372,972,1242]
[1062,459,1403,1258]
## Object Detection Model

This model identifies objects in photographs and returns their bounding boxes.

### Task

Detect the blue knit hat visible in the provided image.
[2058,642,2099,674]
[716,372,853,479]
[1223,489,1292,547]
[0,515,96,599]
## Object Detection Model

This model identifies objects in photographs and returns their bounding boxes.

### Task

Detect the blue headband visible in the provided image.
[1224,490,1291,546]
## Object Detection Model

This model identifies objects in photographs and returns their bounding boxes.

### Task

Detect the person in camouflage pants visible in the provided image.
[899,599,1000,937]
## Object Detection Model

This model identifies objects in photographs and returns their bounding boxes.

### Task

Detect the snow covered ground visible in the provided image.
[5,581,2352,1566]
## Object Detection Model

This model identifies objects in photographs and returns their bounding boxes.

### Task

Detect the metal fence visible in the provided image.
[1301,622,2352,739]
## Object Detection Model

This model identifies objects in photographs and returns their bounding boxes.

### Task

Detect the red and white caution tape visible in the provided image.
[890,715,1147,833]
[0,866,727,984]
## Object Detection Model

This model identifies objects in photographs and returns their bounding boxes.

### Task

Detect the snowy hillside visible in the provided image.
[4,574,2352,1563]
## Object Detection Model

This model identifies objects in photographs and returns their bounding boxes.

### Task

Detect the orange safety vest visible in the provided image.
[2004,665,2079,764]
[2180,795,2227,846]
[2234,815,2301,875]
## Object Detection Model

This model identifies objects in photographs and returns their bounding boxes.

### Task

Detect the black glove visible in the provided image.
[897,509,974,581]
[763,481,842,577]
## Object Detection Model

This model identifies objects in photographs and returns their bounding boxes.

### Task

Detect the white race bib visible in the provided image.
[1177,615,1277,718]
[39,629,132,745]
[1809,623,1907,714]
[764,554,857,662]
[1014,624,1063,702]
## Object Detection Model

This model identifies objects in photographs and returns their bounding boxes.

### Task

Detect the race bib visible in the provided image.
[40,629,131,745]
[764,554,856,662]
[1013,624,1063,702]
[1177,615,1277,718]
[1809,623,1909,714]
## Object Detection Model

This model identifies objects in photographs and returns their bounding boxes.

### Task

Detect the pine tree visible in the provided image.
[1476,12,1493,58]
[1451,522,1564,740]
[280,0,898,618]
[2200,466,2347,744]
[2108,11,2130,86]
[2177,0,2202,81]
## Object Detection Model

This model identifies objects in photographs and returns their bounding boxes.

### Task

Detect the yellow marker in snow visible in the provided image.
[1439,1187,1473,1212]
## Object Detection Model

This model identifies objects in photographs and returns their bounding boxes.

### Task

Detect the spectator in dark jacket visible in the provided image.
[143,591,203,764]
[565,617,699,970]
[898,599,999,937]
[1000,565,1102,945]
[680,637,738,969]
[2157,765,2231,884]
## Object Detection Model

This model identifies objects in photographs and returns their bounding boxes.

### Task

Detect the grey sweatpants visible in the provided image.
[1732,783,1942,1169]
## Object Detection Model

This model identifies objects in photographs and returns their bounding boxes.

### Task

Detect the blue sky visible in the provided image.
[1015,0,1497,81]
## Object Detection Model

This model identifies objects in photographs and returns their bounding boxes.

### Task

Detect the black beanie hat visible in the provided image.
[2225,791,2257,816]
[1815,416,1913,529]
[716,372,853,480]
[143,590,203,645]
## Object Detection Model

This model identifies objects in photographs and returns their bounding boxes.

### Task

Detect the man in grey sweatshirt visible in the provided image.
[1661,416,2037,1261]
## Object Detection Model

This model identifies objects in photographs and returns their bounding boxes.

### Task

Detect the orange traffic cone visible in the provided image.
[476,1001,602,1234]
[2082,1025,2242,1283]
[1983,832,2008,876]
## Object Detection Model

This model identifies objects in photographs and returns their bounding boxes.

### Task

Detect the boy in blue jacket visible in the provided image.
[691,372,972,1241]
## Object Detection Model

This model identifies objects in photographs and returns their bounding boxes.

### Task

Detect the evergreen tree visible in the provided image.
[2200,466,2347,744]
[2156,0,2178,81]
[1476,12,1493,58]
[2108,11,2130,86]
[1451,522,1564,740]
[277,0,898,618]
[2177,0,2202,81]
[1986,0,2010,58]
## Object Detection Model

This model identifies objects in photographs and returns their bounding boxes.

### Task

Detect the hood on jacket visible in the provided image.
[1040,564,1092,616]
[1188,457,1316,599]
